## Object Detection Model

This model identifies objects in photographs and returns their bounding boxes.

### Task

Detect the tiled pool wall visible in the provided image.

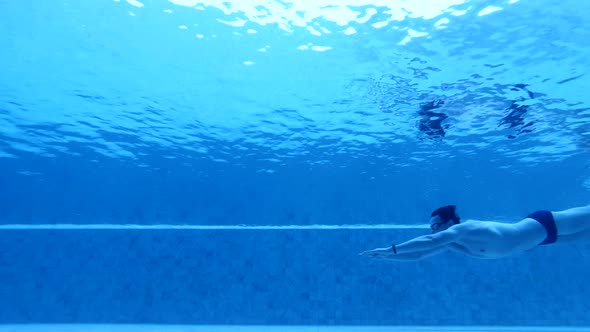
[0,229,588,325]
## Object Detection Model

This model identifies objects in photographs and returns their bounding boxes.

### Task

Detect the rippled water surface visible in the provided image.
[2,0,589,163]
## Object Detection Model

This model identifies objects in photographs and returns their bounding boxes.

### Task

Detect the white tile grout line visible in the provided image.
[0,223,429,230]
[0,325,588,332]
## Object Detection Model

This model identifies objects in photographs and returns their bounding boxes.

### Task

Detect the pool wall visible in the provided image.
[0,228,588,325]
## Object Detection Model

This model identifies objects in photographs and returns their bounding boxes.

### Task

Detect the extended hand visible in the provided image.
[359,247,393,258]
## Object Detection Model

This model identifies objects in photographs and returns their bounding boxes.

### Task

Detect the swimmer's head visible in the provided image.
[430,205,460,233]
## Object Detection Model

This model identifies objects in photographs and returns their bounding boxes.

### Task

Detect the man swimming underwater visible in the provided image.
[360,204,590,260]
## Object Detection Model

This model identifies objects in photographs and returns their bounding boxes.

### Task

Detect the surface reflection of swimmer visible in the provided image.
[499,101,534,139]
[418,100,449,140]
[360,204,590,261]
[498,84,535,139]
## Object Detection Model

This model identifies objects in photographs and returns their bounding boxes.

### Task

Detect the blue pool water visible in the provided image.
[1,0,590,330]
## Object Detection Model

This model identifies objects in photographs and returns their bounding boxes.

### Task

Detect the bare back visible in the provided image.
[447,219,547,259]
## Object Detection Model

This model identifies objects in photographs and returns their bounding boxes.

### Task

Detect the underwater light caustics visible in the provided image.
[167,0,471,32]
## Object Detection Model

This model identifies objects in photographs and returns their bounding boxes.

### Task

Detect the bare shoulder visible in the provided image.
[430,221,495,245]
[452,220,486,232]
[454,220,517,242]
[449,220,498,236]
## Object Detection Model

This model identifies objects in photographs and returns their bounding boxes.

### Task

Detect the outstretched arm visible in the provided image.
[359,245,448,261]
[360,228,461,261]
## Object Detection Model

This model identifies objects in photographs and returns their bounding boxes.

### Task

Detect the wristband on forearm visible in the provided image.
[392,244,397,254]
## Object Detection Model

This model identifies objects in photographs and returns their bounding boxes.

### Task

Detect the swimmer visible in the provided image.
[360,204,590,260]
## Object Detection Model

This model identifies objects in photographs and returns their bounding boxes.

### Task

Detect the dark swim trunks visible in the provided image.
[526,210,558,245]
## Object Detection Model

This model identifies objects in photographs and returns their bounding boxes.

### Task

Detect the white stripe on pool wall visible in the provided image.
[0,223,429,230]
[0,325,589,332]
